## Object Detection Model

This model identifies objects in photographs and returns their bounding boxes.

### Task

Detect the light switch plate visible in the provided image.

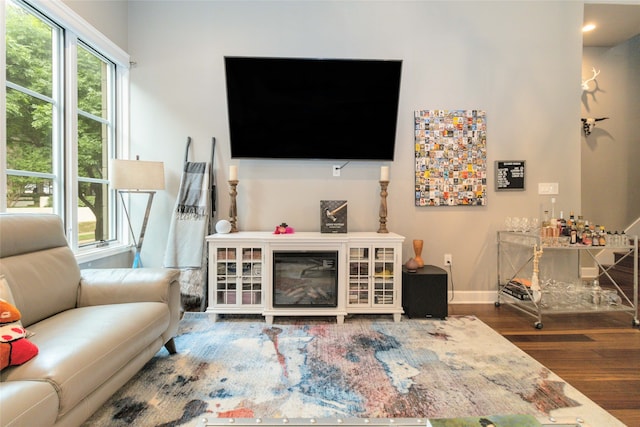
[538,182,559,195]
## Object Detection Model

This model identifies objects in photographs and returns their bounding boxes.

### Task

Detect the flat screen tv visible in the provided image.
[224,56,402,160]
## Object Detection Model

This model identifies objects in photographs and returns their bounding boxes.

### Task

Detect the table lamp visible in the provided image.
[110,158,165,268]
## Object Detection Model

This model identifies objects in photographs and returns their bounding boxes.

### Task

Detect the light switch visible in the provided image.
[538,182,559,195]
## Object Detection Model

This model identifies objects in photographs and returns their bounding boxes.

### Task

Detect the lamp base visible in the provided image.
[119,190,156,269]
[133,251,142,268]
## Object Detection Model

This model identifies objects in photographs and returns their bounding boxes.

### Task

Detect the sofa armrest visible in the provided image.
[78,268,180,307]
[79,268,182,349]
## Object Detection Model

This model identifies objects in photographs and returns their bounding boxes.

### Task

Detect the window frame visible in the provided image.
[2,0,131,263]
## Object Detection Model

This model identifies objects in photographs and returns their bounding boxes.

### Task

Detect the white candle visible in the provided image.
[229,165,238,181]
[380,166,389,181]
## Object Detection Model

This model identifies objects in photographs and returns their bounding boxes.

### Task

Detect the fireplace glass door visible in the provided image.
[273,251,339,307]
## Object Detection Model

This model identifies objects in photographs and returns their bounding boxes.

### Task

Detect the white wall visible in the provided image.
[582,34,640,233]
[112,1,583,301]
[62,0,128,51]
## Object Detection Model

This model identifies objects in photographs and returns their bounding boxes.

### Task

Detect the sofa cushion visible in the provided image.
[0,214,81,327]
[0,247,81,328]
[0,302,170,417]
[0,214,69,258]
[0,380,59,427]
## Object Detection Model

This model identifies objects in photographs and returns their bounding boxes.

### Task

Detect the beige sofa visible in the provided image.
[0,213,181,426]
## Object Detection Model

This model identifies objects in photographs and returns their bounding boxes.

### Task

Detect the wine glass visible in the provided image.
[505,217,513,231]
[530,217,539,233]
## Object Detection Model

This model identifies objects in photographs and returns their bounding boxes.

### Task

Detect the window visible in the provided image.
[77,45,115,245]
[4,1,59,218]
[2,0,129,258]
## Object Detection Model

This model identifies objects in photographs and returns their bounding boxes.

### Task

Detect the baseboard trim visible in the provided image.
[449,290,497,304]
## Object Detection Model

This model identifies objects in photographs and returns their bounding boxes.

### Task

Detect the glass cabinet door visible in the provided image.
[348,246,396,307]
[348,247,370,305]
[373,247,395,305]
[215,246,262,306]
[215,247,237,304]
[241,247,262,305]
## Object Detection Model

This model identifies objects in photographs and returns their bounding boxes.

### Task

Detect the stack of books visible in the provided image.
[501,281,532,301]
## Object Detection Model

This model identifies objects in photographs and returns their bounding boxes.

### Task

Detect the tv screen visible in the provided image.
[224,57,402,160]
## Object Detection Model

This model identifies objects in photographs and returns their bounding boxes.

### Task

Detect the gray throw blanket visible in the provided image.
[164,162,210,269]
[175,162,208,219]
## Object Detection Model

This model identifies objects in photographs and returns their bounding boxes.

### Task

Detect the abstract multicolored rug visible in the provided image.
[83,314,623,427]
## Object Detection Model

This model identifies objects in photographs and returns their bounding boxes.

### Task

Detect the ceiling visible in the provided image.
[583,3,640,47]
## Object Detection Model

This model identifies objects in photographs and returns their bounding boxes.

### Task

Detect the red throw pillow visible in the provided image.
[0,298,38,370]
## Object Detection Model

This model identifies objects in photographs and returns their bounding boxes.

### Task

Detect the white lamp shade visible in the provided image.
[110,159,165,190]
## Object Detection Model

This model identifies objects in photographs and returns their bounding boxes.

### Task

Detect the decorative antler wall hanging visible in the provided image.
[581,67,609,136]
[581,67,600,91]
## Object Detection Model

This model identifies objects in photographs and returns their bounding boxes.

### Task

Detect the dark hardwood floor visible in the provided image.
[449,303,640,427]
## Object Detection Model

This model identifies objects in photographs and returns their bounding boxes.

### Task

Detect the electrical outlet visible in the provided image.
[333,165,341,177]
[444,253,452,266]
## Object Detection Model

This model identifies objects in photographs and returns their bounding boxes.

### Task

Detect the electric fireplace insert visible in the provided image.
[273,251,338,307]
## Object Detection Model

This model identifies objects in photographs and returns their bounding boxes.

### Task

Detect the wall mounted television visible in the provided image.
[224,56,402,161]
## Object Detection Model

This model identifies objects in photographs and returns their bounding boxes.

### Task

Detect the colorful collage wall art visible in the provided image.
[414,109,487,207]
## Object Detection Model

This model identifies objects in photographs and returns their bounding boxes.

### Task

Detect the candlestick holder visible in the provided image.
[377,180,389,233]
[228,180,239,233]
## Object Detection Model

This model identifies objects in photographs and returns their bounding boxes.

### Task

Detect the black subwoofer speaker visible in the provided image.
[402,265,448,319]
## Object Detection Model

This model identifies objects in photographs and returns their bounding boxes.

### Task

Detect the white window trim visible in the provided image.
[64,32,79,245]
[2,0,133,262]
[26,0,129,68]
[1,4,7,212]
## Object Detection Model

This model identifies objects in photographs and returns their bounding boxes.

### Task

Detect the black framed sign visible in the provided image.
[495,160,525,191]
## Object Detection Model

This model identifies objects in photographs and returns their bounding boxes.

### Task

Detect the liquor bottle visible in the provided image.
[558,211,567,236]
[542,210,550,228]
[620,231,628,247]
[582,221,592,246]
[566,211,575,237]
[599,226,606,246]
[570,218,578,244]
[576,215,585,243]
[564,212,574,237]
[591,225,599,247]
[564,218,572,237]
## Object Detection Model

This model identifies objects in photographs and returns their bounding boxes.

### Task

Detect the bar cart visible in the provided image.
[496,231,638,329]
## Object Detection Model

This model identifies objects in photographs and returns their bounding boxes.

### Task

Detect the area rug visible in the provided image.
[83,314,623,427]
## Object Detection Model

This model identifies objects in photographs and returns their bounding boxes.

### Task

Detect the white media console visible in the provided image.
[206,231,405,324]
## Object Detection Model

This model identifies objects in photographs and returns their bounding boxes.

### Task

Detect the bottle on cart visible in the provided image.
[599,226,606,246]
[570,220,578,244]
[612,231,620,247]
[620,231,628,247]
[565,212,574,237]
[564,218,572,237]
[542,210,550,228]
[591,225,600,247]
[576,215,585,243]
[558,211,567,236]
[582,221,592,246]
